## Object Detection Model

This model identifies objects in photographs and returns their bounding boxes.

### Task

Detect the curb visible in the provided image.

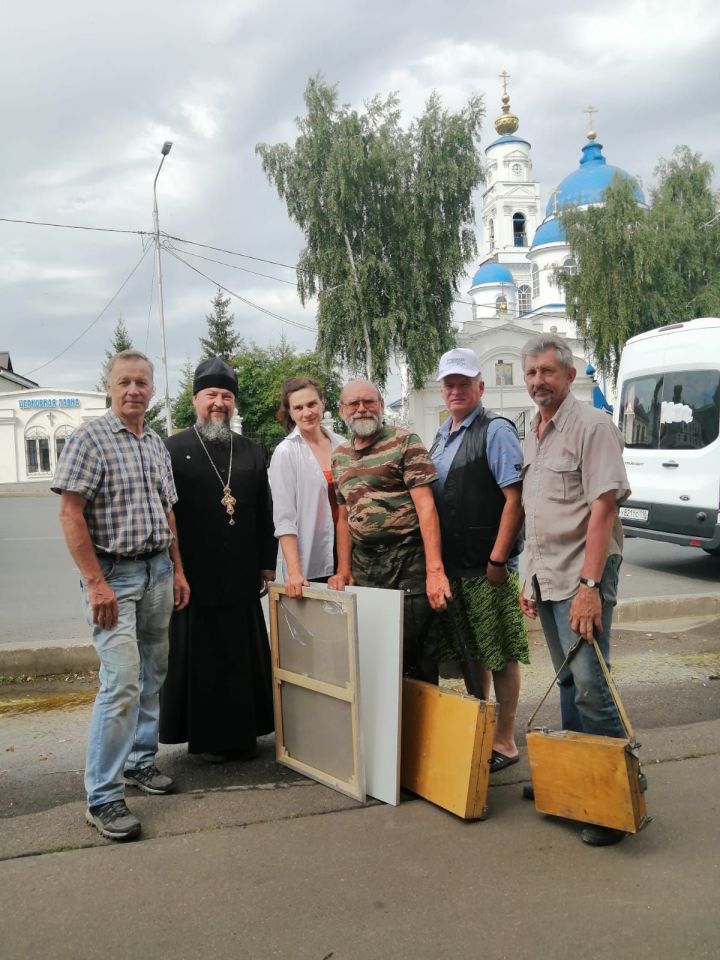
[1,593,719,679]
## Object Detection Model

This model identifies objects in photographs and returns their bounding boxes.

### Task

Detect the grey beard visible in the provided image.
[196,418,232,445]
[349,414,381,438]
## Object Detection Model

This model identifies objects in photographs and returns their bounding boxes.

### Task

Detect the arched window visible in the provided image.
[55,425,74,461]
[563,255,578,275]
[488,219,495,249]
[518,284,531,315]
[512,212,527,247]
[25,428,51,475]
[495,295,508,316]
[531,263,540,298]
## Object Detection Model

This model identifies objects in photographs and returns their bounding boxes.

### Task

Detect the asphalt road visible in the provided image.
[1,494,719,646]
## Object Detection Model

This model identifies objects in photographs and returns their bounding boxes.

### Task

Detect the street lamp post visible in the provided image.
[153,141,173,436]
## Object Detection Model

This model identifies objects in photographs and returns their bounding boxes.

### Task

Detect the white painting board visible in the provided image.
[346,585,404,806]
[268,585,365,803]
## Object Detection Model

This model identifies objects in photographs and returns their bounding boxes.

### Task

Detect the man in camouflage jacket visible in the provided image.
[329,380,452,680]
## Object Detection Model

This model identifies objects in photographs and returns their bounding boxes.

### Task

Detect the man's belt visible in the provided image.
[95,548,166,563]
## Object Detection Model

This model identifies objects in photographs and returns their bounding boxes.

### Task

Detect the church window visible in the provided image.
[531,263,540,298]
[512,213,527,247]
[496,361,513,386]
[495,295,508,316]
[518,284,531,315]
[488,219,495,245]
[563,255,578,275]
[25,427,51,475]
[512,163,522,177]
[55,425,73,461]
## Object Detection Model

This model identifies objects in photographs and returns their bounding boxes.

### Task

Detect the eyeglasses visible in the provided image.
[341,398,380,412]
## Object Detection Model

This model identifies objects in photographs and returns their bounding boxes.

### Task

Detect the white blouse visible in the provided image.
[268,425,346,581]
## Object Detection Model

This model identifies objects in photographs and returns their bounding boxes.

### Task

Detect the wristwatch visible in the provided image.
[579,576,600,588]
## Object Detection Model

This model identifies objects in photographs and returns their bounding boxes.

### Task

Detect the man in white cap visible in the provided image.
[429,347,529,771]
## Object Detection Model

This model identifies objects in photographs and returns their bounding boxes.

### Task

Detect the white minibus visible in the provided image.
[614,317,720,555]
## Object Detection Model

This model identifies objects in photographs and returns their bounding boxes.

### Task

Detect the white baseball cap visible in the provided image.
[436,347,482,381]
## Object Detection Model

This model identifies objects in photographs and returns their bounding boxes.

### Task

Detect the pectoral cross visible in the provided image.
[221,485,237,525]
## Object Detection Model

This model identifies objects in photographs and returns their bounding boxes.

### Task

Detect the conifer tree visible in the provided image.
[199,289,243,361]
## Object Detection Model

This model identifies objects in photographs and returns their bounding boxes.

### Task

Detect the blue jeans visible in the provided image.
[535,555,625,738]
[81,552,174,807]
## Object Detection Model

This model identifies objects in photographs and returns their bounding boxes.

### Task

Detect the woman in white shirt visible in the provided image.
[268,377,345,597]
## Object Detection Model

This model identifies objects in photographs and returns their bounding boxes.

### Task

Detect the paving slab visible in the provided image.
[2,750,718,960]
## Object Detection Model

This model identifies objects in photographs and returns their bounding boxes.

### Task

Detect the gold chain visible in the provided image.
[193,427,237,525]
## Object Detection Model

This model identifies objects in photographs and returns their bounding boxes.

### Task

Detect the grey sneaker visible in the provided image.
[86,800,141,841]
[124,764,174,795]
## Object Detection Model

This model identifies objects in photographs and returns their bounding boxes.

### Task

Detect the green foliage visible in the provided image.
[172,357,196,430]
[256,76,484,388]
[233,337,342,454]
[559,146,720,381]
[199,288,243,361]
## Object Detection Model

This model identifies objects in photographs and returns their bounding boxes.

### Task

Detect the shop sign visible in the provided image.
[19,397,81,410]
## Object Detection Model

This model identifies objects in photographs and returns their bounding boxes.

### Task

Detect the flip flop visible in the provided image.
[489,750,520,773]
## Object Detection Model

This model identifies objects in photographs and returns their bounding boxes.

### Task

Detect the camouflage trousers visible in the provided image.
[351,535,437,682]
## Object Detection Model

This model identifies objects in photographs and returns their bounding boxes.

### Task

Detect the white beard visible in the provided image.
[196,418,232,445]
[349,414,380,438]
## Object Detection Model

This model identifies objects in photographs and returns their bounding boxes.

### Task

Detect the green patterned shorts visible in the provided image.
[431,571,530,672]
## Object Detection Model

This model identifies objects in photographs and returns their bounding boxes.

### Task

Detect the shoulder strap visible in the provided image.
[526,637,635,742]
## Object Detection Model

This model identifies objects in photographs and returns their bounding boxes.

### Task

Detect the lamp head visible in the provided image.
[161,141,173,156]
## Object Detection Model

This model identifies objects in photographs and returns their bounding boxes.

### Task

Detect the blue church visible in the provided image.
[407,78,643,448]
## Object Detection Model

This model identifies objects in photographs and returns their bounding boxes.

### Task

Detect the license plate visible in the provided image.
[620,507,649,522]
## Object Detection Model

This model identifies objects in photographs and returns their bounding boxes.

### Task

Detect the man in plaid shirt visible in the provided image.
[53,350,190,841]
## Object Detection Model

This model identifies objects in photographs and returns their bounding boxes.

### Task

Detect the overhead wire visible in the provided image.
[143,250,158,353]
[0,216,149,238]
[164,246,316,333]
[164,242,297,286]
[27,244,154,375]
[164,234,298,271]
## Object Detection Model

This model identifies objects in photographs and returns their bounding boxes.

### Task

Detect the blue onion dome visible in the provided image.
[545,137,645,216]
[530,216,566,249]
[470,262,515,286]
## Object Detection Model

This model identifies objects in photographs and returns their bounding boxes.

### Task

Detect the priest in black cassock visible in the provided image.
[160,357,277,762]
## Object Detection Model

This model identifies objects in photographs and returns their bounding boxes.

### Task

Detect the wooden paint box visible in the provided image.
[526,728,650,833]
[526,637,650,834]
[401,679,496,820]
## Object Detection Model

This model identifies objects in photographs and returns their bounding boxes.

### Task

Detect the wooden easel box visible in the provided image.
[526,728,650,833]
[401,679,496,820]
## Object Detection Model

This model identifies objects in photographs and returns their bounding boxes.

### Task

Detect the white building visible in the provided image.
[0,379,106,484]
[408,85,644,449]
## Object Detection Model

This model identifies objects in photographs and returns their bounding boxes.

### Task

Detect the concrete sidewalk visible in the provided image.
[2,718,718,960]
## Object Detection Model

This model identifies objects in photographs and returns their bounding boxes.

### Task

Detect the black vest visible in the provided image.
[430,409,523,577]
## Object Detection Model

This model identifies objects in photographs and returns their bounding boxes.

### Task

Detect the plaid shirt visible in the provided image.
[52,410,177,556]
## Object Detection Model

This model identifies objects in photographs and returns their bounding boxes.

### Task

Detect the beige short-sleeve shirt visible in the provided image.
[522,391,631,601]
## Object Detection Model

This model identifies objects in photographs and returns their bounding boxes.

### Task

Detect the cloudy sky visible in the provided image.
[2,0,719,402]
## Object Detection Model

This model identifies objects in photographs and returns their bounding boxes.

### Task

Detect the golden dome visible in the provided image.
[494,73,519,136]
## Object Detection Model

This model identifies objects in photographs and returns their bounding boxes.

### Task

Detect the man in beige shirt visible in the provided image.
[519,334,631,846]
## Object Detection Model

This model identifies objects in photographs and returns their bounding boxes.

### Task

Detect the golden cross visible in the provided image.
[584,104,598,132]
[499,71,510,96]
[221,484,237,525]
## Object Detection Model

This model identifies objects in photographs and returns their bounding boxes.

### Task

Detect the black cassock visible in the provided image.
[159,428,278,755]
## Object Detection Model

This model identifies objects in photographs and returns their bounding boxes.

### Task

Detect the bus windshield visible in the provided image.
[618,370,720,450]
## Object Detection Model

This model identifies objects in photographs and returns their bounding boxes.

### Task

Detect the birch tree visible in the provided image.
[256,76,484,387]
